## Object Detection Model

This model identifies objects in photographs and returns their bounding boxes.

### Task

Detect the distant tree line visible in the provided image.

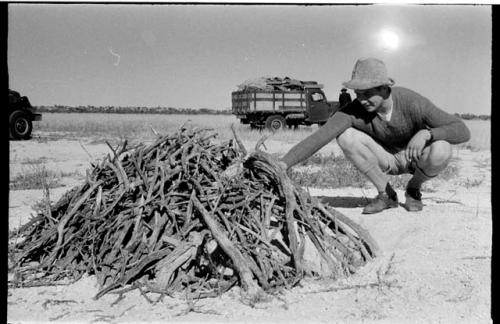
[33,106,490,120]
[35,105,232,115]
[454,113,490,120]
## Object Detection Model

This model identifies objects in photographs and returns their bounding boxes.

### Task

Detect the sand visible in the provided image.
[8,135,491,324]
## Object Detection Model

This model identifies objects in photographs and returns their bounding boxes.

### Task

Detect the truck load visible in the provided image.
[231,76,340,130]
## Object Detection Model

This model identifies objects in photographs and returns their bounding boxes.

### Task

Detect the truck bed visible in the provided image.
[232,90,307,115]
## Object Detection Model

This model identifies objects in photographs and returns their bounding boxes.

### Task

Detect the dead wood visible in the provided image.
[9,126,378,302]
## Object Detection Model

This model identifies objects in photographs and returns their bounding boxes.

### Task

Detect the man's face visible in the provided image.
[354,87,385,112]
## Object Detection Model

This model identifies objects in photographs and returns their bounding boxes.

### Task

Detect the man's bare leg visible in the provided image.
[337,128,398,214]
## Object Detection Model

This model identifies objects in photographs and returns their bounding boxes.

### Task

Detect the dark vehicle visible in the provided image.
[232,77,340,131]
[9,89,42,139]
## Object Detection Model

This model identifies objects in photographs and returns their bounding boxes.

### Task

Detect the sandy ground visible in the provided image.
[8,135,491,324]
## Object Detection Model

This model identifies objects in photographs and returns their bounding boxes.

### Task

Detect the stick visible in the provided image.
[230,124,247,157]
[47,181,103,265]
[191,194,265,300]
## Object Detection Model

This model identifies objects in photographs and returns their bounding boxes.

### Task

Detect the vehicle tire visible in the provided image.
[10,110,33,140]
[265,115,286,131]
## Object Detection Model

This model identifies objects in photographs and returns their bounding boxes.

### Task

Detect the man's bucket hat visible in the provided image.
[342,58,395,90]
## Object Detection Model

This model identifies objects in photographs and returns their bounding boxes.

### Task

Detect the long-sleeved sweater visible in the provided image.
[282,86,471,168]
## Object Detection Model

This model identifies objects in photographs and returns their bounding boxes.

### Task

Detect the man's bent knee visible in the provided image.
[337,128,368,150]
[427,140,452,166]
[419,140,452,174]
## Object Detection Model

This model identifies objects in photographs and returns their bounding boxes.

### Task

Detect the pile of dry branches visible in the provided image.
[9,126,379,301]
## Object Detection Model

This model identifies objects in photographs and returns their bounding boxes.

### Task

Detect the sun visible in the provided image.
[379,28,400,51]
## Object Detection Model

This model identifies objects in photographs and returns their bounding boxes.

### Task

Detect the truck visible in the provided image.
[9,89,42,140]
[231,77,340,130]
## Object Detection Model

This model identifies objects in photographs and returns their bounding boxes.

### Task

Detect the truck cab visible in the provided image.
[304,85,338,125]
[9,89,42,140]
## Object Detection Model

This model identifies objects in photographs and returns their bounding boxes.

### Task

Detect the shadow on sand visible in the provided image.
[316,196,371,208]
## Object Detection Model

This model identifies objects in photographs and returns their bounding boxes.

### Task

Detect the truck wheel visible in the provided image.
[10,110,33,140]
[265,115,286,131]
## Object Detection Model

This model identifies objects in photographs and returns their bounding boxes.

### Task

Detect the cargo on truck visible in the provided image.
[231,76,340,130]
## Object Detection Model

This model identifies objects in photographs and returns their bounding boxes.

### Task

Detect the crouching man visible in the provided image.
[281,58,471,214]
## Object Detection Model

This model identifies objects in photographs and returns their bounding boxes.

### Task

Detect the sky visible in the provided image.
[8,4,491,115]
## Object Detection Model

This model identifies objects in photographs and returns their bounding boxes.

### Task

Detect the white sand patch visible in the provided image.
[8,136,491,323]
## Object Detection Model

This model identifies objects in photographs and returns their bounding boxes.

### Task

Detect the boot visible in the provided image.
[404,188,423,212]
[362,184,398,214]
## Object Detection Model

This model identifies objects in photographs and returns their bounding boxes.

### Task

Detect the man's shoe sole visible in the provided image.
[362,202,398,214]
[403,204,423,212]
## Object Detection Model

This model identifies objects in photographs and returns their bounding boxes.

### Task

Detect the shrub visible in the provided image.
[10,165,61,190]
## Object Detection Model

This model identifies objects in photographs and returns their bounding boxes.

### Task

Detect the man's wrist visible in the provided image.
[278,160,288,171]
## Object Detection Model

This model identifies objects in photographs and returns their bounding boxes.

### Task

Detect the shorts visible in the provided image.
[383,149,418,175]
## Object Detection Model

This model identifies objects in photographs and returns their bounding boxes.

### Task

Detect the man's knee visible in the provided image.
[420,140,452,172]
[337,128,365,151]
[428,141,452,165]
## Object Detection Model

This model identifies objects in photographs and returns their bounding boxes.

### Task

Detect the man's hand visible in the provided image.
[276,160,288,172]
[222,157,288,181]
[405,129,432,162]
[221,162,243,180]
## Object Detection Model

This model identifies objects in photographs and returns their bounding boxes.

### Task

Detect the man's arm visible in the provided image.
[281,112,352,169]
[418,97,471,144]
